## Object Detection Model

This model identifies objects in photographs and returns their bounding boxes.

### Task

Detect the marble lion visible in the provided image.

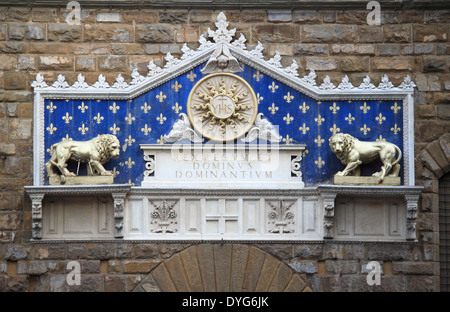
[45,134,120,177]
[329,133,402,181]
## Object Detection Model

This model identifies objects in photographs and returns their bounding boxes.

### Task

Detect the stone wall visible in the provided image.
[0,6,449,292]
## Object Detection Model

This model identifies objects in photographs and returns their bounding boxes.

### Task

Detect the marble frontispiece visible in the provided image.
[25,12,421,242]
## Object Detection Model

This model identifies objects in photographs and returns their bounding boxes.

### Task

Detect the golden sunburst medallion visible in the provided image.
[187,73,258,142]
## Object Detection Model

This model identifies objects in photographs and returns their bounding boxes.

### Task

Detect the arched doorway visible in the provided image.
[417,133,450,291]
[133,244,310,292]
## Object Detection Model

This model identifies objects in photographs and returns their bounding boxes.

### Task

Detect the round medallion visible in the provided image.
[187,73,258,142]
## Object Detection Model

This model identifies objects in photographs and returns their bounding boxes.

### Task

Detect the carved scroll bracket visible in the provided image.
[320,193,337,239]
[405,194,420,241]
[112,192,127,238]
[29,193,45,239]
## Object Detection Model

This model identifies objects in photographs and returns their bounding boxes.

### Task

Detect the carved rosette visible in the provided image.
[149,200,179,234]
[187,73,258,142]
[405,194,419,240]
[266,200,296,234]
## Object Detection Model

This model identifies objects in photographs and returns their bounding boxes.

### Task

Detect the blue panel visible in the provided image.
[44,63,404,186]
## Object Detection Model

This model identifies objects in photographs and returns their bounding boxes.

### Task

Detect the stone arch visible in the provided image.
[133,244,311,292]
[418,133,450,181]
[416,133,450,292]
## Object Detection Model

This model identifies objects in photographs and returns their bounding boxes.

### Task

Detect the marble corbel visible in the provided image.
[321,193,337,239]
[112,192,127,238]
[405,194,420,241]
[30,193,45,239]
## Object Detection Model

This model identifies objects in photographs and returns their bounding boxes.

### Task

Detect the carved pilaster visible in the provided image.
[30,194,45,239]
[322,193,337,239]
[405,194,420,241]
[112,193,127,238]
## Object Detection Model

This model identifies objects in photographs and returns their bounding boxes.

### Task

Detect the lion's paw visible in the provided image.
[335,171,344,176]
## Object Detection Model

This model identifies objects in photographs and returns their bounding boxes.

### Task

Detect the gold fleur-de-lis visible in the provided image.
[172,81,182,92]
[141,124,151,135]
[360,124,371,135]
[360,102,371,114]
[283,113,293,125]
[187,71,197,82]
[46,102,56,113]
[125,157,135,169]
[109,102,120,113]
[257,93,264,105]
[112,167,120,177]
[268,81,278,93]
[299,102,309,113]
[391,124,401,135]
[78,123,88,135]
[315,156,325,169]
[62,112,72,124]
[284,92,294,103]
[78,102,88,113]
[376,135,386,142]
[268,103,279,115]
[329,124,340,135]
[157,135,165,145]
[141,102,151,113]
[156,91,167,103]
[127,179,135,186]
[157,113,167,125]
[315,135,325,147]
[110,123,120,135]
[282,135,293,145]
[46,123,57,135]
[299,123,310,134]
[375,113,386,125]
[125,113,135,125]
[125,135,135,146]
[172,102,182,114]
[315,114,325,126]
[345,113,355,125]
[302,149,309,157]
[253,71,263,82]
[391,102,401,114]
[61,134,72,141]
[329,102,340,114]
[94,113,104,124]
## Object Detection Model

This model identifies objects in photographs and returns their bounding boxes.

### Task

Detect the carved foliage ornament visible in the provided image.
[150,200,178,234]
[187,73,258,142]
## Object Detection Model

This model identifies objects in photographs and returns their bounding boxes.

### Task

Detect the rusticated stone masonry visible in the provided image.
[0,6,448,292]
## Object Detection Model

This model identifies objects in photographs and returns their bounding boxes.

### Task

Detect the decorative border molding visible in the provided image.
[28,239,417,245]
[32,12,416,187]
[129,187,320,198]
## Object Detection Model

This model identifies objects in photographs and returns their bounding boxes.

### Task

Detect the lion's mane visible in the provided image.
[95,134,121,164]
[329,133,357,164]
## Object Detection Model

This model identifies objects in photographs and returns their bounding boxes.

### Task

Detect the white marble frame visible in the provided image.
[31,12,416,187]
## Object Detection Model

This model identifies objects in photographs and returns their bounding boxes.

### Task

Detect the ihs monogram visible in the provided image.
[187,74,257,141]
